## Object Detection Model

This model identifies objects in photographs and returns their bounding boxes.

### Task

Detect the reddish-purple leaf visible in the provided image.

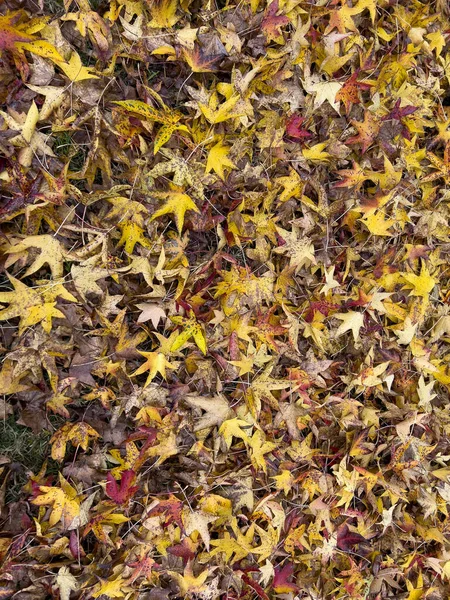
[273,563,299,594]
[336,524,367,551]
[106,470,138,505]
[285,114,312,142]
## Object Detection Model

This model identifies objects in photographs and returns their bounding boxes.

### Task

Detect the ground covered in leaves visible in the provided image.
[1,0,450,598]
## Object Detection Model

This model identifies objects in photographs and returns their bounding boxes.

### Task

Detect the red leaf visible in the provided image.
[382,98,417,121]
[69,530,85,560]
[285,115,312,142]
[261,0,290,42]
[147,494,184,529]
[273,562,299,594]
[336,524,367,551]
[241,574,270,600]
[168,538,197,564]
[105,470,138,505]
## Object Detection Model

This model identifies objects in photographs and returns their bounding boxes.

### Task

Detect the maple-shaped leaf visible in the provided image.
[83,511,129,545]
[336,524,368,551]
[360,210,395,236]
[182,508,217,550]
[272,470,294,494]
[147,494,184,528]
[46,393,73,418]
[185,393,232,431]
[347,110,380,153]
[247,365,291,416]
[248,430,276,472]
[0,359,30,395]
[132,348,177,386]
[150,188,199,233]
[334,311,365,343]
[31,473,80,528]
[285,114,312,142]
[0,102,56,167]
[167,563,211,596]
[272,563,299,594]
[382,98,417,124]
[0,274,76,334]
[170,312,207,354]
[304,80,342,113]
[181,42,227,73]
[402,261,437,299]
[262,0,290,43]
[335,72,373,113]
[168,538,197,565]
[302,142,331,163]
[5,235,65,279]
[106,470,138,505]
[50,422,100,462]
[92,576,129,599]
[335,161,367,190]
[275,169,304,202]
[127,554,160,583]
[205,140,236,180]
[218,418,251,449]
[210,522,256,562]
[117,220,151,254]
[56,52,99,82]
[199,93,244,124]
[136,303,166,327]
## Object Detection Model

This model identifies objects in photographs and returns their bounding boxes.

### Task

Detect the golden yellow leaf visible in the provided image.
[205,140,236,180]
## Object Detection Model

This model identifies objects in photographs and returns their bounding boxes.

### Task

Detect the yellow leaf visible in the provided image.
[113,99,175,124]
[402,261,437,299]
[275,169,304,202]
[0,359,30,395]
[133,350,177,386]
[199,93,243,124]
[50,422,100,462]
[150,189,199,233]
[117,220,151,253]
[5,235,65,279]
[148,0,180,28]
[205,140,236,180]
[334,311,365,343]
[170,313,207,354]
[360,211,395,236]
[0,275,76,334]
[272,470,294,494]
[56,52,99,82]
[31,474,80,528]
[302,142,331,163]
[248,430,276,472]
[167,564,210,596]
[26,84,66,120]
[92,577,128,599]
[17,40,64,62]
[22,101,39,144]
[218,418,251,449]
